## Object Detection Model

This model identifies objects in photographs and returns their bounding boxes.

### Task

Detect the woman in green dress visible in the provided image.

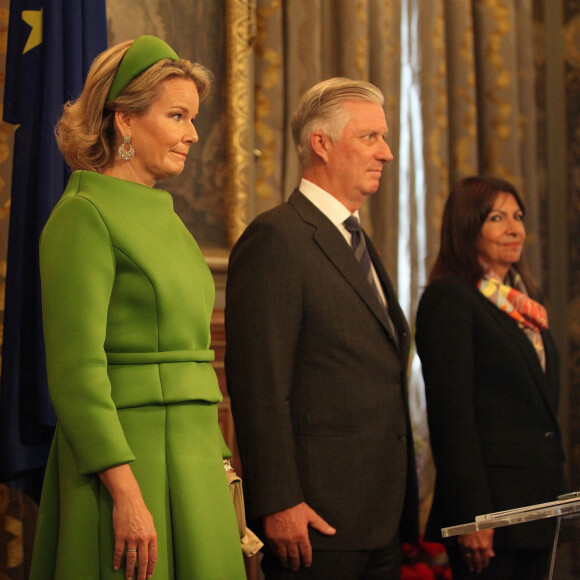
[30,36,246,580]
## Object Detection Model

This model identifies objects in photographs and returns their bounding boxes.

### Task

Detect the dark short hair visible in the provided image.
[428,176,537,295]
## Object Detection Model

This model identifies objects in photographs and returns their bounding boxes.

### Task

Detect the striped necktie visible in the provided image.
[344,215,398,343]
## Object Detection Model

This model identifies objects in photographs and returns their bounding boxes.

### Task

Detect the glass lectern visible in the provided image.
[441,494,580,579]
[441,492,580,580]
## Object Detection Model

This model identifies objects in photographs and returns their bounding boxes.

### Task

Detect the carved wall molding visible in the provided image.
[225,0,255,247]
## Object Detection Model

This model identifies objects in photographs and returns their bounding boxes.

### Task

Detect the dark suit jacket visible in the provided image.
[415,275,566,549]
[225,190,419,550]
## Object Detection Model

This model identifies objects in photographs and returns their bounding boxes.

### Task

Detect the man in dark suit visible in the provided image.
[225,78,418,579]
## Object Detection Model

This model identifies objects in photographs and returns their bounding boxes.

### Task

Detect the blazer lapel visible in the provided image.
[475,291,559,420]
[289,191,399,347]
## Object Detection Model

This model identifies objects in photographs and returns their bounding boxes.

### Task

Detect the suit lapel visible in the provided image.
[367,235,411,360]
[289,191,400,348]
[475,290,559,420]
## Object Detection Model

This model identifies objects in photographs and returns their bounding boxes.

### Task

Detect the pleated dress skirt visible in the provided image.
[30,402,247,579]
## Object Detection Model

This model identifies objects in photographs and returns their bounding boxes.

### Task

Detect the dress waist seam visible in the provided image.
[106,349,215,365]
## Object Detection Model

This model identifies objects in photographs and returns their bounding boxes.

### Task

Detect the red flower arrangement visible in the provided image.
[401,535,452,580]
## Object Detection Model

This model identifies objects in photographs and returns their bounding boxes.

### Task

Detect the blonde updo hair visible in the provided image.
[56,40,213,172]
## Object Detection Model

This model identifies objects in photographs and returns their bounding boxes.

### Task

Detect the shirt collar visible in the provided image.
[299,178,358,225]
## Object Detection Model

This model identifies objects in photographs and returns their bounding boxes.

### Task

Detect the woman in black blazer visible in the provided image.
[415,176,566,579]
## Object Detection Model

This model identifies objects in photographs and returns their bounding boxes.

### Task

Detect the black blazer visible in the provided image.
[225,190,419,550]
[415,275,566,549]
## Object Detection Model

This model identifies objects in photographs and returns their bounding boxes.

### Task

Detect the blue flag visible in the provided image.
[0,0,107,502]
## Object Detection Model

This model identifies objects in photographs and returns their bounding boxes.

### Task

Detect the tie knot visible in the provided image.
[343,215,361,233]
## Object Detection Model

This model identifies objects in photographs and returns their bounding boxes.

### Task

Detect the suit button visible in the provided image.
[544,431,555,439]
[398,434,407,442]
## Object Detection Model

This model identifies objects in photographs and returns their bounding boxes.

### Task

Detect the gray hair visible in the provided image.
[290,77,385,168]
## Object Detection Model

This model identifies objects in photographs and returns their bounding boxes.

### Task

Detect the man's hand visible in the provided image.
[262,502,336,571]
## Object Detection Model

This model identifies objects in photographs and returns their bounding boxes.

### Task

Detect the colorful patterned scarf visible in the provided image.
[478,266,548,371]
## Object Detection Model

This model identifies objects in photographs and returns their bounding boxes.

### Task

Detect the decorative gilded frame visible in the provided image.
[203,0,254,302]
[225,0,255,248]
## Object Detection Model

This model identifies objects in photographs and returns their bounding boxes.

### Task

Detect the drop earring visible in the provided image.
[118,135,135,160]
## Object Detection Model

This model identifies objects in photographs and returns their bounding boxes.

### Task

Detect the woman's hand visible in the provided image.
[98,464,158,580]
[457,529,495,573]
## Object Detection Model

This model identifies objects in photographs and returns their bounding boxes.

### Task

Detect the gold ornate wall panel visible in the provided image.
[0,482,37,579]
[225,0,255,246]
[253,0,286,214]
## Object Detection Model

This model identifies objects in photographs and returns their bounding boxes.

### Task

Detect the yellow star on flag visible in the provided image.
[22,9,43,54]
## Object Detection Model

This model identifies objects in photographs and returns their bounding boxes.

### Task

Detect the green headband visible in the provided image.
[107,35,179,102]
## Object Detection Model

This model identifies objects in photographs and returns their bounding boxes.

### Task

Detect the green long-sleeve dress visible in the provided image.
[30,170,246,579]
